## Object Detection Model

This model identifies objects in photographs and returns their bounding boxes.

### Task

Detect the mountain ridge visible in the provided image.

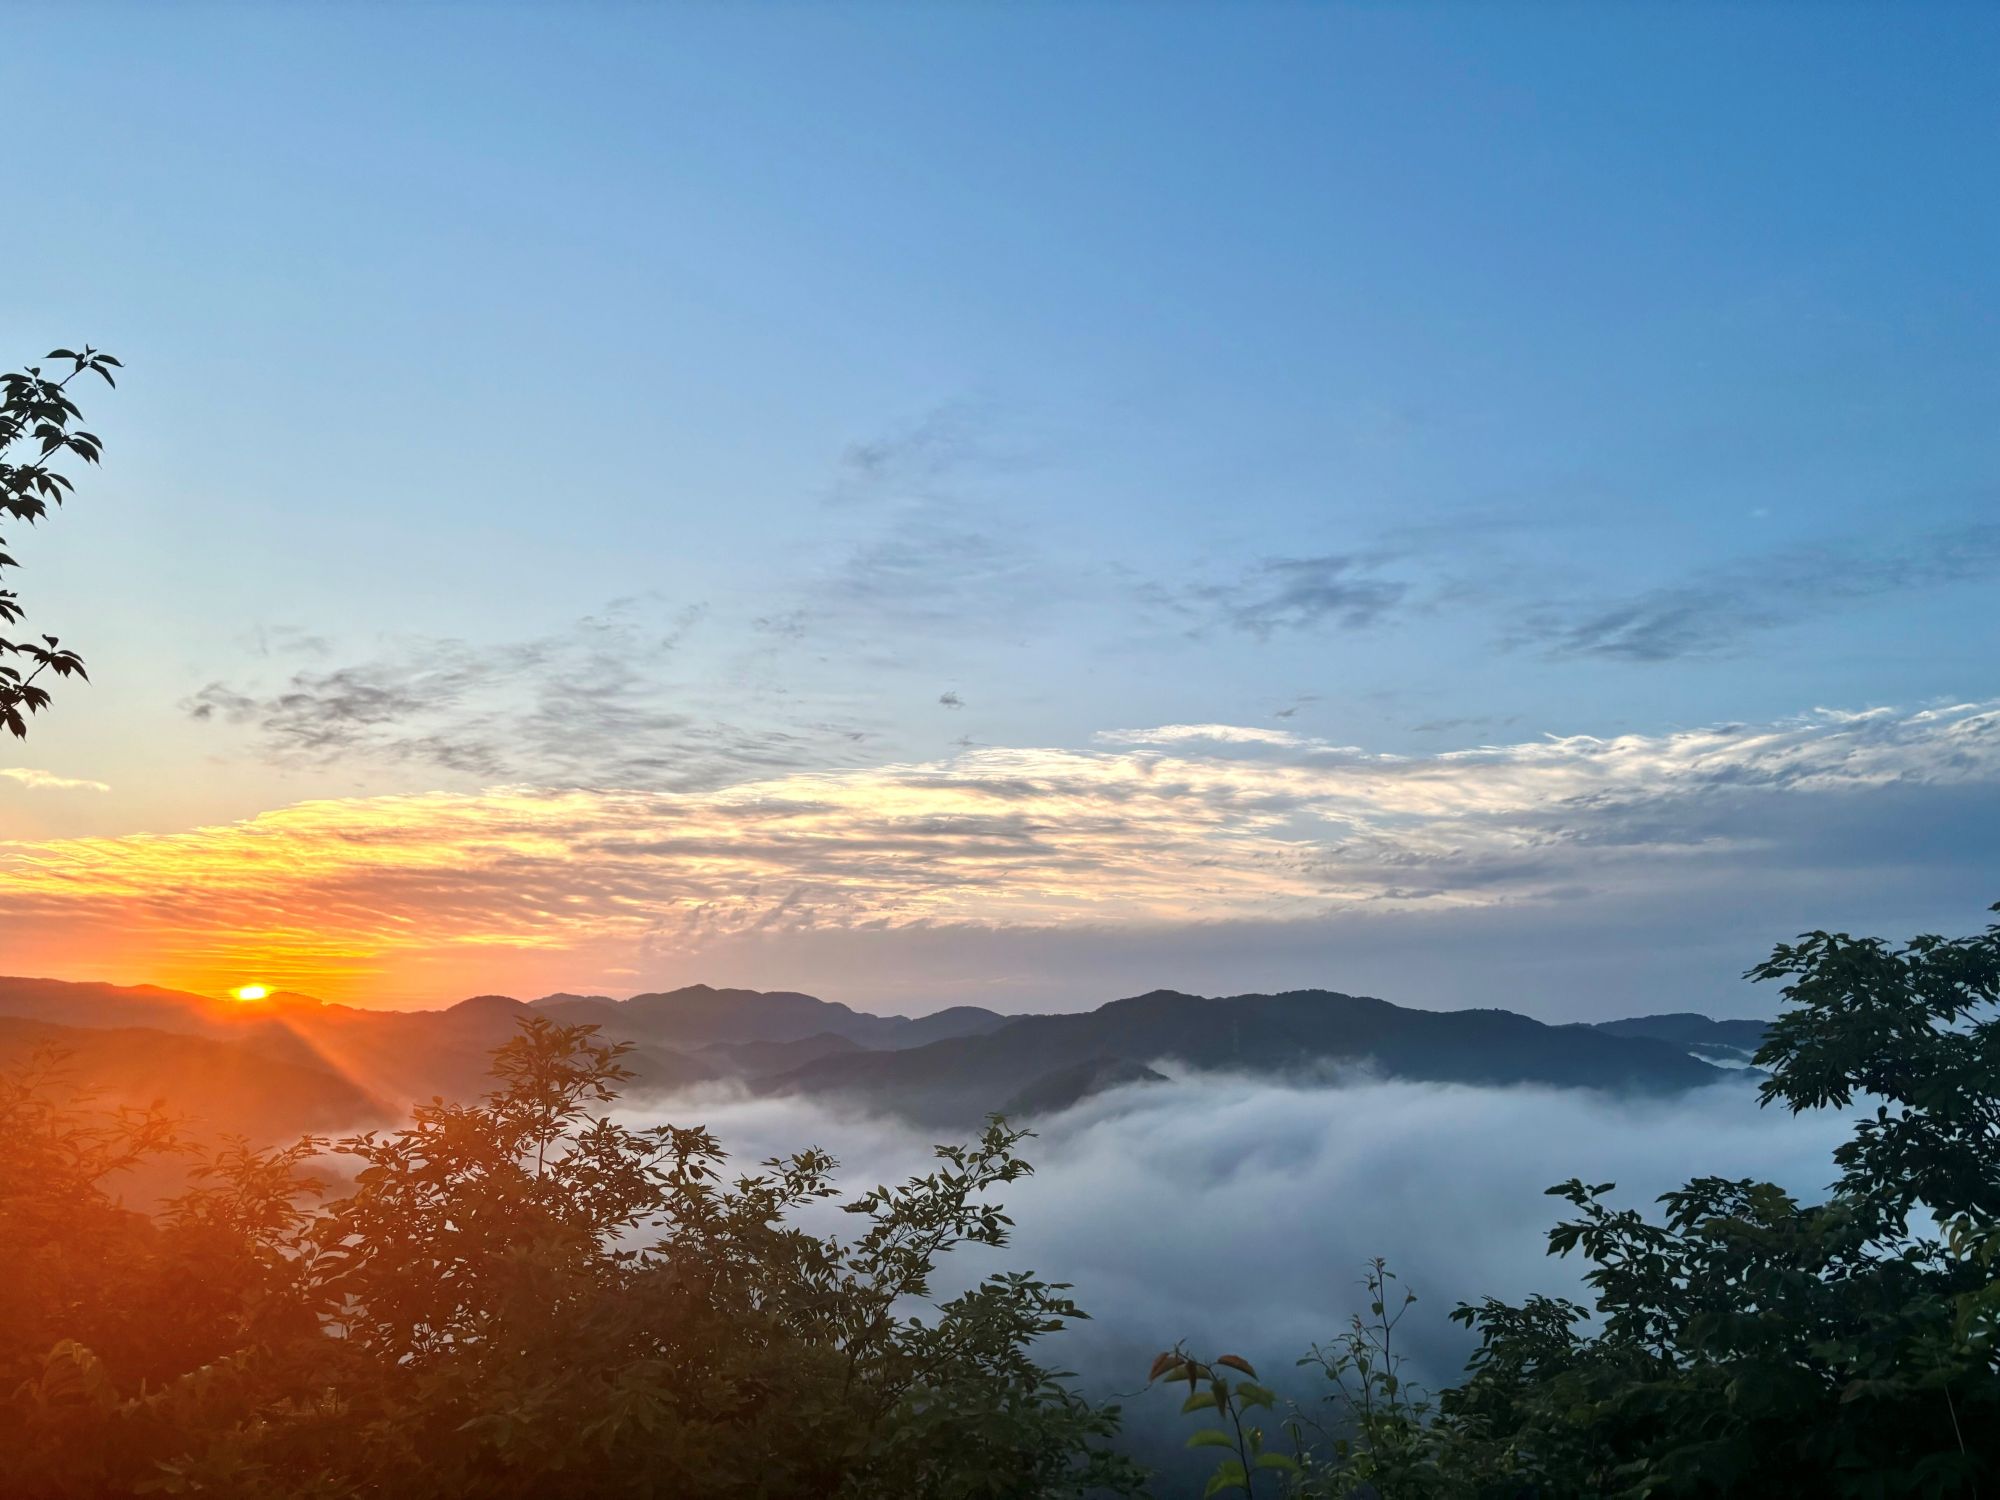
[0,974,1740,1133]
[757,987,1729,1124]
[1594,1011,1772,1064]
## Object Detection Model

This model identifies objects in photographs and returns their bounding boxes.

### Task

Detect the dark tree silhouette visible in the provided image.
[1,346,119,739]
[1156,904,2000,1498]
[0,1017,1143,1499]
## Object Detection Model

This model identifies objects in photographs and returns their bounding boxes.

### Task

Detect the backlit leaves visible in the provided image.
[0,345,118,738]
[1,1017,1144,1498]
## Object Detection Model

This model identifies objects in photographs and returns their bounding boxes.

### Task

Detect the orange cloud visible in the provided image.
[2,703,1993,1006]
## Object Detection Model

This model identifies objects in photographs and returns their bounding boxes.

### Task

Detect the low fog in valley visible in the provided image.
[615,1067,1854,1468]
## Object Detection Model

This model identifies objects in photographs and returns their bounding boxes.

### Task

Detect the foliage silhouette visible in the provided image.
[1,1017,1140,1498]
[0,345,118,738]
[1154,904,2000,1497]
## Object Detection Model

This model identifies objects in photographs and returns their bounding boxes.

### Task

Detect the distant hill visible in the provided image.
[1595,1012,1770,1065]
[999,1056,1169,1118]
[530,985,1010,1050]
[0,1016,386,1138]
[0,975,1734,1135]
[0,975,233,1035]
[0,976,1000,1120]
[761,989,1730,1125]
[0,977,718,1118]
[700,1032,865,1078]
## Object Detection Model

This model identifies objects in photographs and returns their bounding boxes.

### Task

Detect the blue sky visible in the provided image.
[2,4,1995,1013]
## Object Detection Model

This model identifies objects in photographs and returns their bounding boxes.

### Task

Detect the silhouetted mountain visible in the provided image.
[1595,1012,1770,1064]
[0,974,1733,1134]
[0,977,718,1116]
[0,975,232,1035]
[449,993,531,1019]
[763,989,1730,1124]
[1000,1057,1168,1119]
[701,1032,865,1078]
[531,984,1010,1050]
[531,991,617,1008]
[0,1017,386,1137]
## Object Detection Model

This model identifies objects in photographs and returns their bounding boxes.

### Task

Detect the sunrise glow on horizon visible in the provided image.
[6,703,1997,1012]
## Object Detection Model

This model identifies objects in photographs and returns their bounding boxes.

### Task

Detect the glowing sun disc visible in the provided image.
[231,984,271,1002]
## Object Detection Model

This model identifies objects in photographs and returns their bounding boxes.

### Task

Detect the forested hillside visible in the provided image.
[0,974,1733,1137]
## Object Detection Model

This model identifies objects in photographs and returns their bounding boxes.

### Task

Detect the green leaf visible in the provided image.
[1203,1459,1249,1497]
[1181,1389,1219,1413]
[1255,1452,1300,1471]
[1186,1428,1236,1449]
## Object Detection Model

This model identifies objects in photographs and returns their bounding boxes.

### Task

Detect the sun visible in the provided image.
[230,983,271,1003]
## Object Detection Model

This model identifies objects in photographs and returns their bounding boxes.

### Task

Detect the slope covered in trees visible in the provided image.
[0,974,1732,1135]
[760,988,1726,1123]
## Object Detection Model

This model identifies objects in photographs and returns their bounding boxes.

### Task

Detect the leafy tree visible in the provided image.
[2,1017,1142,1499]
[1154,904,2000,1497]
[1145,1346,1296,1499]
[1291,1261,1455,1498]
[1151,1264,1456,1499]
[1,345,119,738]
[1435,904,2000,1497]
[0,1045,325,1498]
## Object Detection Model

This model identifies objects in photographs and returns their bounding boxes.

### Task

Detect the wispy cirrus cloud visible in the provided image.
[816,517,1052,634]
[1511,521,2000,662]
[184,598,879,791]
[1165,553,1411,639]
[1,767,110,793]
[1409,714,1521,736]
[831,401,1028,507]
[741,403,1087,668]
[1141,516,1999,662]
[6,700,1995,1005]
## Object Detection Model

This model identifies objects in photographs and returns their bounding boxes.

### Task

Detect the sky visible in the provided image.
[1,3,1995,1014]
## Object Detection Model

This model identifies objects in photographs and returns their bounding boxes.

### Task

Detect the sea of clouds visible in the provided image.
[618,1068,1857,1474]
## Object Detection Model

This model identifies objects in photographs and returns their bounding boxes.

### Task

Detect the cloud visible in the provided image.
[821,518,1049,632]
[1515,522,2000,661]
[611,1069,1854,1476]
[0,767,110,793]
[184,599,878,792]
[1147,517,2000,664]
[4,699,1995,1006]
[1172,554,1411,639]
[1409,714,1521,735]
[191,408,1087,796]
[832,402,1024,506]
[238,625,331,659]
[1105,723,1304,747]
[732,405,1091,668]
